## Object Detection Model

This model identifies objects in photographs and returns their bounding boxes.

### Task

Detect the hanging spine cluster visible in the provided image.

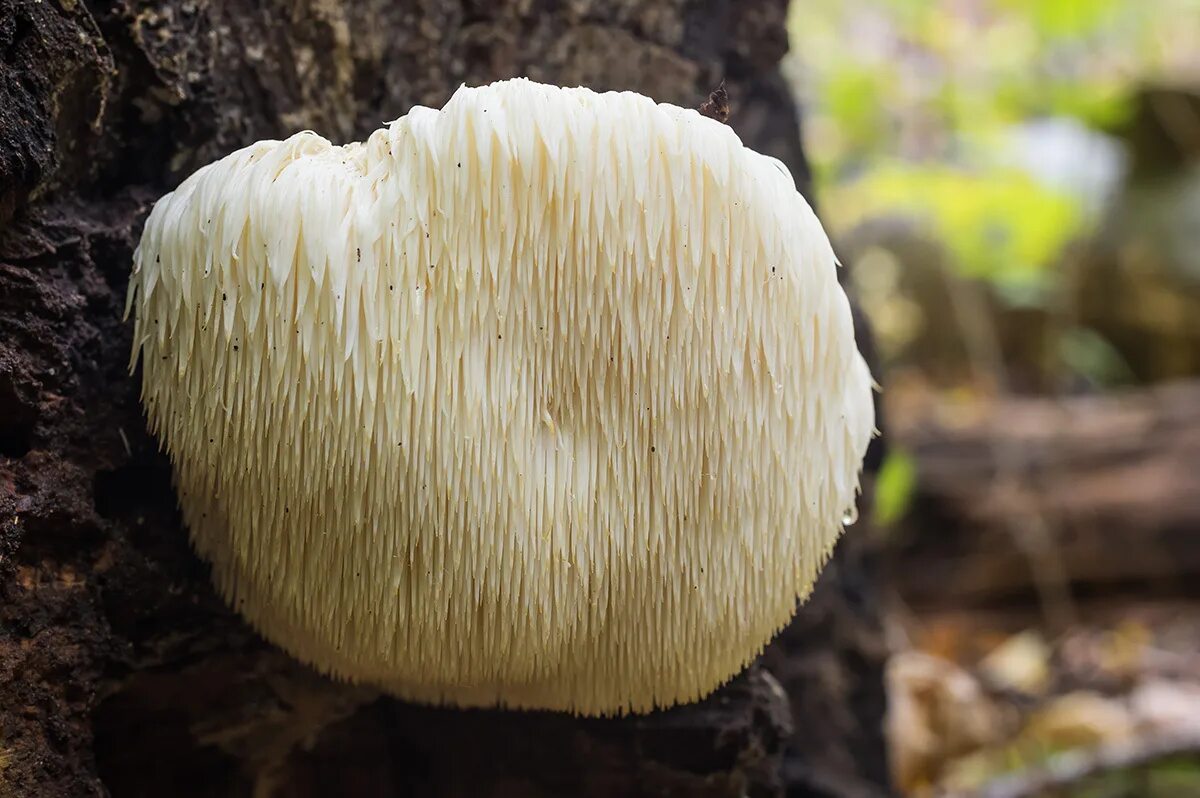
[127,78,875,715]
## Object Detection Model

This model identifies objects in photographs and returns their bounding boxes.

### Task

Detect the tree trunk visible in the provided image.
[0,2,891,796]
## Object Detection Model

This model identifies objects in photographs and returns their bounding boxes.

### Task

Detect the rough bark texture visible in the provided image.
[890,381,1200,608]
[0,2,891,796]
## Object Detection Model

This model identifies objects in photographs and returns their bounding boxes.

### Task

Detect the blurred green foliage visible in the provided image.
[826,163,1081,287]
[1057,326,1136,385]
[788,0,1200,287]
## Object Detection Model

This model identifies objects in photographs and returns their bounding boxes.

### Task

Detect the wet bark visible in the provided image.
[0,1,891,796]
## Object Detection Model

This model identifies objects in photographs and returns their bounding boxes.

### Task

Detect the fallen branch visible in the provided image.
[971,730,1200,798]
[892,381,1200,606]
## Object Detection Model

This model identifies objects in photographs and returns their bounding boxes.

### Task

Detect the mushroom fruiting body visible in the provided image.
[127,78,875,715]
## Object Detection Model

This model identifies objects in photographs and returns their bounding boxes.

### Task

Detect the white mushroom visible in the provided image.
[126,78,875,715]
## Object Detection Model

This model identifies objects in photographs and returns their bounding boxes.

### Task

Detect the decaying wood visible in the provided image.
[0,1,889,796]
[891,381,1200,608]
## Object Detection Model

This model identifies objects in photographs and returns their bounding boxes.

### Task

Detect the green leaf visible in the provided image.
[1057,326,1136,386]
[874,449,918,526]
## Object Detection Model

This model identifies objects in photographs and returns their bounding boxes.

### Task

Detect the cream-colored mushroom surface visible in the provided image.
[127,78,875,715]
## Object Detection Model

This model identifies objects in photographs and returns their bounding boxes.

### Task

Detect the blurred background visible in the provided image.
[786,0,1200,795]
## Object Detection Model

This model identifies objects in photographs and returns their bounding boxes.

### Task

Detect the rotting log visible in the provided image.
[0,2,891,796]
[891,382,1200,609]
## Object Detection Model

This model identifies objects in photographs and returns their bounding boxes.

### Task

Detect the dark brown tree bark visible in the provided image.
[0,2,891,796]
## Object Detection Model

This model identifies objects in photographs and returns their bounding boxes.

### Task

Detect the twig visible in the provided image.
[937,264,1077,633]
[698,81,730,124]
[969,731,1200,798]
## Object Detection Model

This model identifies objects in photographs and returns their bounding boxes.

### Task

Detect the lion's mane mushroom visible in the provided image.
[126,78,875,715]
